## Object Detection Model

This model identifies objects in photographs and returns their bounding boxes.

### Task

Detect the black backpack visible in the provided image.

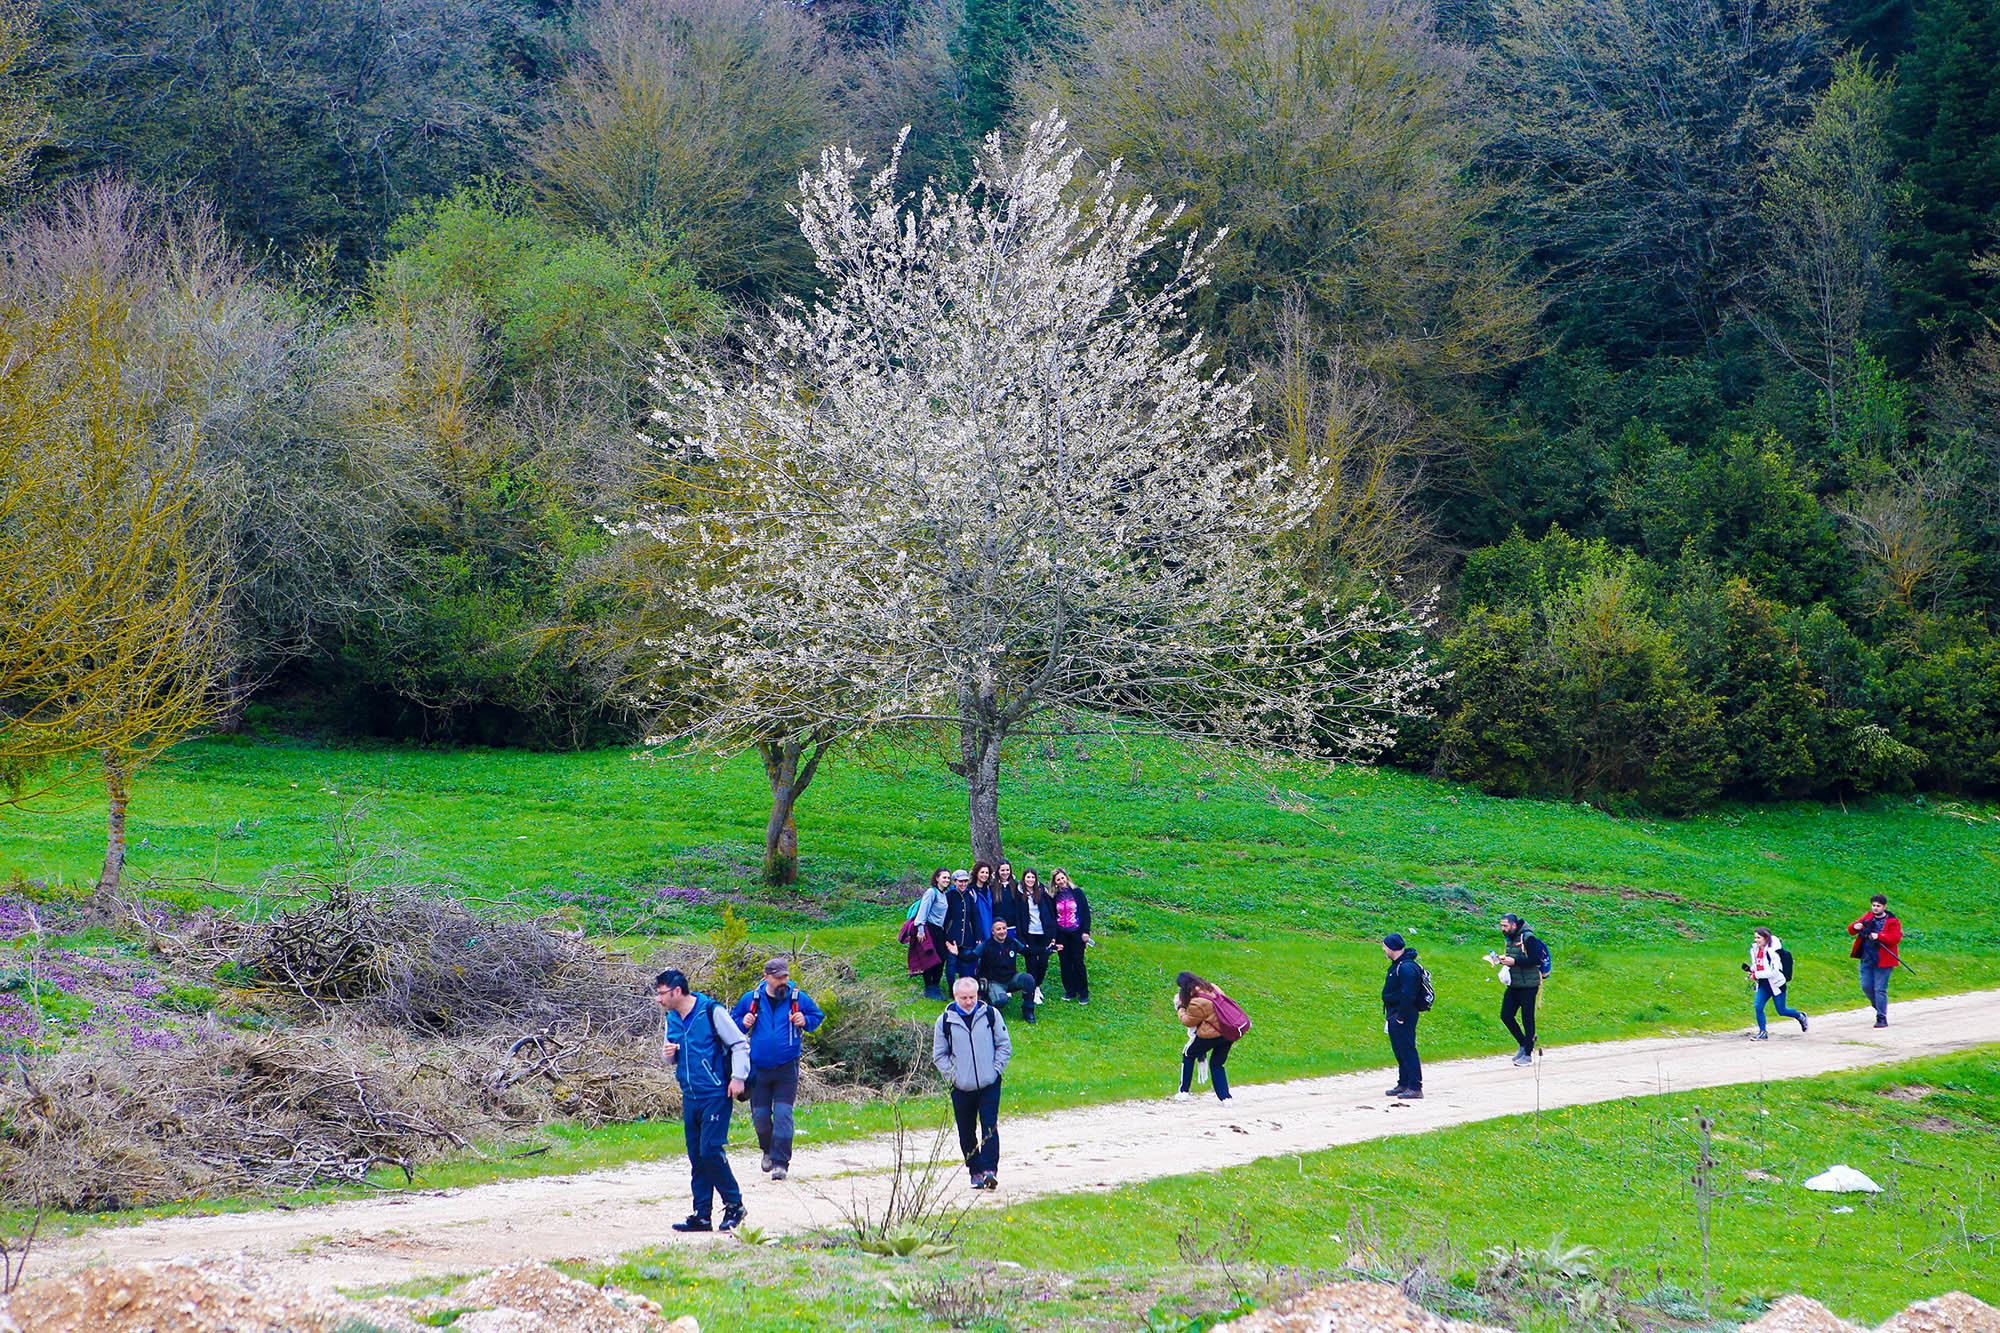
[1777,948,1795,983]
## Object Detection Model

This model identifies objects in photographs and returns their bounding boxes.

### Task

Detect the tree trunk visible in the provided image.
[960,718,1006,868]
[761,740,802,886]
[99,754,129,894]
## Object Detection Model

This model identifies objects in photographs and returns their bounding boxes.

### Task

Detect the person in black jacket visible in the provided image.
[1049,868,1094,1004]
[942,868,987,986]
[1381,933,1425,1099]
[1008,869,1057,1006]
[972,920,1037,1022]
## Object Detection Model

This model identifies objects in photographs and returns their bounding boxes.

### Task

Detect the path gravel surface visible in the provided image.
[39,989,2000,1294]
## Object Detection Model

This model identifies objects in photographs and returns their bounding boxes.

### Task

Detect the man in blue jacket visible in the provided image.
[731,958,825,1181]
[1380,934,1426,1100]
[656,968,750,1232]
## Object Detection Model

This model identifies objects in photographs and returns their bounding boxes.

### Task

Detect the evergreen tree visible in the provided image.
[1887,0,2000,357]
[953,0,1057,135]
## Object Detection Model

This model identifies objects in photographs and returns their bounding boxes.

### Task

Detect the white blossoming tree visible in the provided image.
[631,114,1436,867]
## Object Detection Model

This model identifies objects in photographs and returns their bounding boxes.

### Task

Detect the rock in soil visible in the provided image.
[1208,1281,1512,1333]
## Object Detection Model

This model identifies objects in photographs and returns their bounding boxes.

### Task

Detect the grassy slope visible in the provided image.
[4,736,1998,1174]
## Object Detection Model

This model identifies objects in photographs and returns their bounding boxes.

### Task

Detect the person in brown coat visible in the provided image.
[1173,971,1234,1103]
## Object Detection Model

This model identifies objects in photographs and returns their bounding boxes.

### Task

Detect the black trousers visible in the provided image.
[1054,931,1089,999]
[748,1060,800,1167]
[1018,936,1054,989]
[950,1080,1002,1176]
[1500,985,1539,1051]
[1180,1036,1233,1098]
[922,924,947,989]
[1387,1015,1422,1091]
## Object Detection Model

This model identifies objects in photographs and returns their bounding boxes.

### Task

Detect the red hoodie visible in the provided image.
[1849,910,1903,968]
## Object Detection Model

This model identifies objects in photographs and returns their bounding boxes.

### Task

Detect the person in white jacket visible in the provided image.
[1742,927,1809,1039]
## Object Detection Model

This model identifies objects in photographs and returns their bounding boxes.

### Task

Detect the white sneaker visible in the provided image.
[1173,1091,1192,1101]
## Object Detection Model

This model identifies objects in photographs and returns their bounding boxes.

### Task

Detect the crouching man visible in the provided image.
[731,957,825,1181]
[655,968,750,1232]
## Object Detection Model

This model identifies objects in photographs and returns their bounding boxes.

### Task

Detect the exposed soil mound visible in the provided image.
[1209,1281,1513,1333]
[1877,1292,2000,1333]
[1739,1296,1866,1332]
[0,1259,698,1333]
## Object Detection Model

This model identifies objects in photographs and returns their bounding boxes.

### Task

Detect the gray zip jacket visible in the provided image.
[916,884,950,927]
[932,1000,1012,1091]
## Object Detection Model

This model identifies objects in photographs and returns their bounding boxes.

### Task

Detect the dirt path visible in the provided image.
[41,989,2000,1294]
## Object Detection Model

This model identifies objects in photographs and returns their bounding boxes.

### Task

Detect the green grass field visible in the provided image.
[5,734,1998,1326]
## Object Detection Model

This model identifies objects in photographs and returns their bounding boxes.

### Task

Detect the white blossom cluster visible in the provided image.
[626,113,1437,778]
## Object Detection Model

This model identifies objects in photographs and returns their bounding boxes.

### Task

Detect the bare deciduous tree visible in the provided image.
[628,116,1436,864]
[1833,460,1965,616]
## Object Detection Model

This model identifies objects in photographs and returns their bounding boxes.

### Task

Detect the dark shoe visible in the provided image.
[671,1214,712,1233]
[1798,1013,1810,1032]
[1399,1088,1424,1100]
[1077,997,1089,1005]
[770,1167,787,1181]
[1386,1087,1406,1098]
[924,986,943,1001]
[980,1174,999,1190]
[969,1172,985,1188]
[761,1152,773,1173]
[1023,1012,1036,1023]
[719,1204,747,1231]
[1874,1017,1888,1028]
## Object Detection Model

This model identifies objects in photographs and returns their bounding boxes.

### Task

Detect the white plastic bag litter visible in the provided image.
[1803,1165,1882,1193]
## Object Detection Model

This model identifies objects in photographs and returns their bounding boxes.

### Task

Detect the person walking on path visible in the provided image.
[911,868,952,1000]
[655,969,750,1232]
[1050,868,1094,1004]
[1742,928,1807,1040]
[943,868,989,987]
[1381,934,1426,1100]
[973,920,1038,1022]
[1006,868,1057,1006]
[1482,913,1548,1066]
[1172,971,1237,1103]
[1849,894,1903,1028]
[932,976,1012,1189]
[730,959,825,1181]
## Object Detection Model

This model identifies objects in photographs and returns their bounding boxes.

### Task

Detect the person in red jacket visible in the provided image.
[1848,893,1903,1029]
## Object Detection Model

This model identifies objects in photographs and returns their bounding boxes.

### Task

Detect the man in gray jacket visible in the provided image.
[932,976,1012,1190]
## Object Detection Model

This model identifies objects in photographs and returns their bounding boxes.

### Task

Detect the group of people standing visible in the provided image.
[901,860,1096,1020]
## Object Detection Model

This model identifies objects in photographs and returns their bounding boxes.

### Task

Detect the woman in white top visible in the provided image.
[1743,927,1809,1039]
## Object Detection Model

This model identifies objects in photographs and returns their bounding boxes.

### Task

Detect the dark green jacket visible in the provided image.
[1501,933,1546,989]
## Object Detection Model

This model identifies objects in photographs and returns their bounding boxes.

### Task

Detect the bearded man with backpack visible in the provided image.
[731,958,825,1181]
[1172,972,1248,1103]
[1381,934,1430,1100]
[655,968,751,1233]
[1483,913,1550,1066]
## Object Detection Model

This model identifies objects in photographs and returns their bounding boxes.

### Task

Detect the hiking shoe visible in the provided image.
[980,1174,999,1190]
[770,1167,788,1181]
[761,1152,773,1173]
[719,1204,747,1231]
[1798,1013,1810,1032]
[1173,1090,1192,1102]
[1512,1051,1534,1066]
[1385,1087,1407,1098]
[671,1214,712,1233]
[1874,1017,1888,1028]
[1398,1089,1424,1100]
[1023,1012,1036,1024]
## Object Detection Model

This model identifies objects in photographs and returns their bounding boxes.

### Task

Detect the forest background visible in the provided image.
[3,0,2000,835]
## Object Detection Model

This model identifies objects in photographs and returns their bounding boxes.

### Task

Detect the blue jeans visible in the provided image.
[1858,963,1891,1019]
[1755,980,1804,1033]
[1387,1015,1422,1091]
[682,1094,741,1216]
[1181,1036,1233,1099]
[950,1080,1002,1177]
